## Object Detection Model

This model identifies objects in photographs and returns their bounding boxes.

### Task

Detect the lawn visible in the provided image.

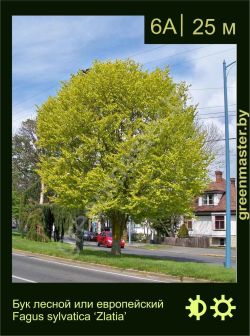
[12,235,236,282]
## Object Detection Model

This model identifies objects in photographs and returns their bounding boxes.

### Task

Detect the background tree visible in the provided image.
[37,59,214,255]
[12,118,74,241]
[151,216,180,238]
[12,190,21,225]
[18,181,41,236]
[201,122,225,174]
[12,119,39,192]
[12,119,40,222]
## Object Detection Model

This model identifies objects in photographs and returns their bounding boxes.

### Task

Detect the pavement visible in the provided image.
[12,251,204,283]
[12,236,236,283]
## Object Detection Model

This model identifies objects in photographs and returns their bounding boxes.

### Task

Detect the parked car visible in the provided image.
[82,230,92,241]
[97,231,125,248]
[12,218,18,229]
[89,231,98,242]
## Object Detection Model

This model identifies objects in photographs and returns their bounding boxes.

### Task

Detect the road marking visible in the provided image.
[12,275,37,283]
[12,253,166,283]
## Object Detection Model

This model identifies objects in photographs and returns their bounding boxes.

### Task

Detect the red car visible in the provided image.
[97,231,125,248]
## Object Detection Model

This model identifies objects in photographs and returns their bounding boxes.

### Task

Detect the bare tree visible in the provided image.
[200,122,225,174]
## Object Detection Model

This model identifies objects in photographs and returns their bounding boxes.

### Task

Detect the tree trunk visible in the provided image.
[75,230,83,253]
[54,226,60,242]
[60,221,64,242]
[75,216,86,254]
[112,219,121,256]
[110,211,127,256]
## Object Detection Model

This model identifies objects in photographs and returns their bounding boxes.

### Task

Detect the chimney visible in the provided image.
[215,171,223,182]
[230,178,236,186]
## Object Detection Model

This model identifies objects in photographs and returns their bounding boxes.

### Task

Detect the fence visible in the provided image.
[163,236,210,248]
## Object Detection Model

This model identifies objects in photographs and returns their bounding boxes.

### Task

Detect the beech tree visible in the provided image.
[37,59,213,255]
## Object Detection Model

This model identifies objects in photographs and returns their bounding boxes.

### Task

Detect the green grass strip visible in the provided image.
[12,236,236,283]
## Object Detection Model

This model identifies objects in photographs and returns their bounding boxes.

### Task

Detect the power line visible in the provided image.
[13,46,213,104]
[13,100,237,120]
[11,45,174,91]
[13,85,57,108]
[13,103,237,120]
[169,47,235,68]
[189,86,235,91]
[197,110,235,116]
[12,45,236,122]
[205,137,236,143]
[13,112,237,125]
[13,46,234,111]
[197,104,236,110]
[13,107,237,120]
[12,45,185,94]
[128,45,169,59]
[143,45,213,65]
[13,108,237,121]
[197,114,236,120]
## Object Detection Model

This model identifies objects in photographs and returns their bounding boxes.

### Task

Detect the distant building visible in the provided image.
[186,171,236,247]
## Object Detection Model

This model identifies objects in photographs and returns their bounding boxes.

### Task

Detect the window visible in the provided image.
[220,238,225,246]
[208,194,213,205]
[202,194,214,205]
[202,195,208,205]
[215,215,225,230]
[187,220,193,231]
[184,218,193,231]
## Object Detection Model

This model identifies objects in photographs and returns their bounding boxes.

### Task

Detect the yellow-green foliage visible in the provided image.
[37,59,213,221]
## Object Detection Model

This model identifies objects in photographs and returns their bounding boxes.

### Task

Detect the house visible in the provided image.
[127,219,156,242]
[186,171,236,247]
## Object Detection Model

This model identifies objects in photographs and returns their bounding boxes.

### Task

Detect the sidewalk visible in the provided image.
[64,235,236,258]
[125,242,237,257]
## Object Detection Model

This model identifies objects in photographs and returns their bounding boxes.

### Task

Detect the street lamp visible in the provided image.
[223,59,236,268]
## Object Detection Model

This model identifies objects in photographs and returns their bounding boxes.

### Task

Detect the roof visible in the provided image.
[205,181,227,192]
[194,176,236,213]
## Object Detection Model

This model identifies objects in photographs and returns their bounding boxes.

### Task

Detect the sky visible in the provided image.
[12,16,237,178]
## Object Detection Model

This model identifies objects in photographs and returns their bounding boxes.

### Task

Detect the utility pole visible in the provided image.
[223,59,236,268]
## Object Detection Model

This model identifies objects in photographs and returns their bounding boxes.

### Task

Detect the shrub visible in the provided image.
[177,224,189,238]
[131,233,147,243]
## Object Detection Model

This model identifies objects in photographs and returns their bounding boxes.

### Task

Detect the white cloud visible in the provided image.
[12,17,237,177]
[12,16,143,82]
[12,104,36,134]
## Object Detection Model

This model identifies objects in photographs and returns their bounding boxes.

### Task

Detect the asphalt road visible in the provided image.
[65,238,237,268]
[12,252,179,283]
